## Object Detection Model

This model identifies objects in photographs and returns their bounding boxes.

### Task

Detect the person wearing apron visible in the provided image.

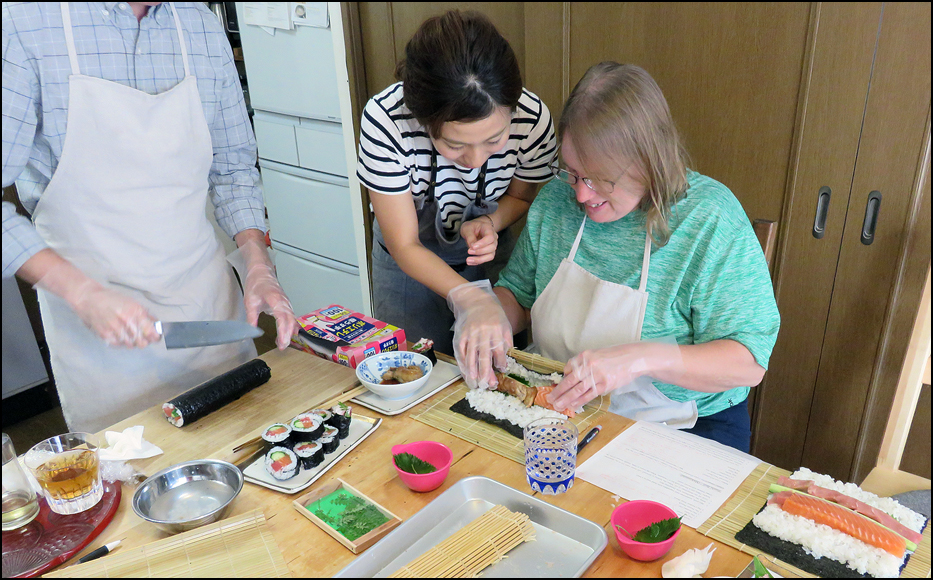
[453,63,780,452]
[357,10,557,356]
[3,3,297,433]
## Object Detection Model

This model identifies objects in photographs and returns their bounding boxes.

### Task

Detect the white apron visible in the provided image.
[530,216,698,429]
[32,3,255,433]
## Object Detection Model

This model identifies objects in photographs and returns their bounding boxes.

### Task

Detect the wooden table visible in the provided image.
[61,348,755,577]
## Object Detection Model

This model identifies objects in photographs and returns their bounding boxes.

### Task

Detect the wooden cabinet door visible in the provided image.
[798,2,931,480]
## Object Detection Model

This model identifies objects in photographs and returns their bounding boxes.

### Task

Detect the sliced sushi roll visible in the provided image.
[293,441,324,470]
[310,408,333,426]
[265,446,298,481]
[261,423,293,449]
[319,427,339,454]
[290,412,324,443]
[331,402,352,439]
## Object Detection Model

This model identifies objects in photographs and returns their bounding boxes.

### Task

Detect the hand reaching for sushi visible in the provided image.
[460,215,498,266]
[447,280,513,390]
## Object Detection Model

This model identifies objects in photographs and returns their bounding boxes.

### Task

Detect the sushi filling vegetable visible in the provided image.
[265,447,298,480]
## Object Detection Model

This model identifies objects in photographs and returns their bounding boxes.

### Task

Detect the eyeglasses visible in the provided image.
[549,161,618,196]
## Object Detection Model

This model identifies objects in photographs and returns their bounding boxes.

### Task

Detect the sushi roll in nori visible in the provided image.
[319,432,339,454]
[310,408,333,426]
[290,413,324,443]
[265,446,298,481]
[293,441,324,470]
[331,402,352,439]
[261,423,292,448]
[412,338,437,365]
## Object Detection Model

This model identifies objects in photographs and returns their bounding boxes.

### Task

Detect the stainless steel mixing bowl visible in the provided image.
[132,459,243,534]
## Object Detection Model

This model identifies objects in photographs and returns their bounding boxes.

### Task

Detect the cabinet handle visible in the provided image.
[812,186,831,239]
[860,191,882,246]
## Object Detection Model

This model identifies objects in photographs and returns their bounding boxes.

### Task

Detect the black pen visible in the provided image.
[78,540,121,564]
[577,425,602,453]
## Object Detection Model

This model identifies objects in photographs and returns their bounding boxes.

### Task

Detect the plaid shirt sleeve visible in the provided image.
[205,24,266,240]
[2,3,48,279]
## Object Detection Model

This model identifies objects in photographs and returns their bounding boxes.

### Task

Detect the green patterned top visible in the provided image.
[497,171,780,416]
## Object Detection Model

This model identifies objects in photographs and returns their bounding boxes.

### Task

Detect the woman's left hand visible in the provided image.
[460,216,498,266]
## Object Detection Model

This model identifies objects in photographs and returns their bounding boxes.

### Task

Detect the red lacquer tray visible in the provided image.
[1,479,121,578]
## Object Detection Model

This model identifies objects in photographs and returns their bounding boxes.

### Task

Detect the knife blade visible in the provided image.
[155,320,264,349]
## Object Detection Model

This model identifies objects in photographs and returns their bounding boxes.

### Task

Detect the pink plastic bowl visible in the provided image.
[391,441,452,492]
[610,500,681,561]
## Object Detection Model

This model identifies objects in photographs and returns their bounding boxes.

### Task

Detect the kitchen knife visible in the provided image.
[155,320,264,349]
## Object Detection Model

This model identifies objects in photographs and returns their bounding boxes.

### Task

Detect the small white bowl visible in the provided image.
[356,352,433,400]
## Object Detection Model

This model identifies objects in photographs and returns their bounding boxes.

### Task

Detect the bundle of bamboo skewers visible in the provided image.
[389,505,536,578]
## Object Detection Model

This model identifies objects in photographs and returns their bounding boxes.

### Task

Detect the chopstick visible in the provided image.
[231,382,367,453]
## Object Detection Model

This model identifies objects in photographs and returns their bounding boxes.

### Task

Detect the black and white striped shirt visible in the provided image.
[357,82,556,235]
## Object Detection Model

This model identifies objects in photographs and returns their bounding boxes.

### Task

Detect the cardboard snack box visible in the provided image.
[290,305,407,368]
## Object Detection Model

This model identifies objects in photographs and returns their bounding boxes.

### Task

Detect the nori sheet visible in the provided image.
[166,359,271,427]
[735,503,927,578]
[449,398,524,439]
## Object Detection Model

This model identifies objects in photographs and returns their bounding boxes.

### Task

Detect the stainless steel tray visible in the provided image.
[351,359,461,416]
[334,476,608,578]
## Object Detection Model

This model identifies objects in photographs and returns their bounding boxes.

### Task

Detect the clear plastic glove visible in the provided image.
[459,215,498,266]
[35,261,160,348]
[234,239,298,350]
[548,341,684,411]
[447,280,513,390]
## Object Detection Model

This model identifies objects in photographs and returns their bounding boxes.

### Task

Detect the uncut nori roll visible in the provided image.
[265,446,299,480]
[289,412,324,443]
[331,402,352,439]
[163,359,271,427]
[293,441,324,469]
[261,423,292,448]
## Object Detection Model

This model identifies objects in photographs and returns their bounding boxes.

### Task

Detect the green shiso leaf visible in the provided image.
[752,555,774,578]
[393,452,438,474]
[617,516,681,543]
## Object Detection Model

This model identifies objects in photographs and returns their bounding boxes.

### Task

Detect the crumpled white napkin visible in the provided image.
[661,542,716,578]
[98,426,163,461]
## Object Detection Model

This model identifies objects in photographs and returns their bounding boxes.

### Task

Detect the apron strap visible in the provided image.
[60,3,190,77]
[639,228,652,293]
[60,3,80,75]
[568,216,587,262]
[168,3,191,77]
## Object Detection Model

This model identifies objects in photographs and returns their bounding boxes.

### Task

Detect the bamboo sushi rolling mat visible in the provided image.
[45,510,290,578]
[410,385,607,465]
[695,462,932,578]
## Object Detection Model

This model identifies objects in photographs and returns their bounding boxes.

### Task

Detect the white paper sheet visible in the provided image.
[576,421,759,528]
[243,2,292,30]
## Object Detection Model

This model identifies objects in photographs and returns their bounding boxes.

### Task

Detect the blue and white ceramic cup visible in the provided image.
[523,417,578,495]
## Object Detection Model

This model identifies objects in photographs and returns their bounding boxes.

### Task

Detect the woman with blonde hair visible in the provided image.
[453,62,779,451]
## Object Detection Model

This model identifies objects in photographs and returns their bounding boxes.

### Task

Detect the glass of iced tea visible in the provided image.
[24,433,103,515]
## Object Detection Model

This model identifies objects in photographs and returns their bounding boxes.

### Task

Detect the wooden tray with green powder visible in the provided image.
[293,479,403,553]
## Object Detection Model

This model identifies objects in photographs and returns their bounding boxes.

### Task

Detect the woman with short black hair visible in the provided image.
[357,10,556,356]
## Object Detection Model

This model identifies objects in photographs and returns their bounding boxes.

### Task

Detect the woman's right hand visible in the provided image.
[448,280,513,389]
[460,215,499,266]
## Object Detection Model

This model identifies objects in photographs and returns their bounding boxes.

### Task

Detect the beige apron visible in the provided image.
[32,3,255,433]
[530,216,698,428]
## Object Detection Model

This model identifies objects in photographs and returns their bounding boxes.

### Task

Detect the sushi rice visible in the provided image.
[753,504,902,578]
[504,357,563,387]
[752,468,927,578]
[465,388,566,429]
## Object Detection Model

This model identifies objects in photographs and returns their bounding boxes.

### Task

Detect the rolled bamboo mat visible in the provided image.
[389,505,535,578]
[696,463,932,578]
[45,510,290,578]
